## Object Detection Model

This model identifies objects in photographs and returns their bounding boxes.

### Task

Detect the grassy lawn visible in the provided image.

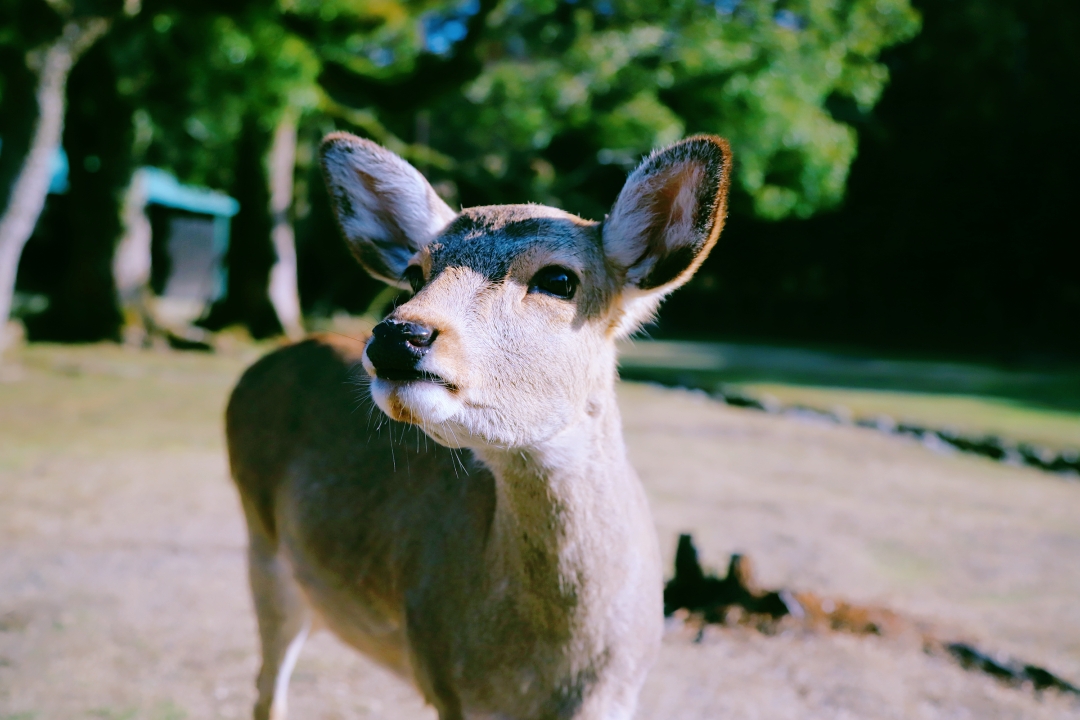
[619,339,1080,452]
[737,383,1080,452]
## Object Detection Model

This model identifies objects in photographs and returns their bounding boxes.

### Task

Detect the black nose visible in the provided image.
[367,319,437,381]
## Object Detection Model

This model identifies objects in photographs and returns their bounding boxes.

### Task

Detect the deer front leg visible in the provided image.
[247,529,312,720]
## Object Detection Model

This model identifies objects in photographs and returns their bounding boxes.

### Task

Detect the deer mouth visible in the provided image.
[369,367,464,429]
[375,368,458,392]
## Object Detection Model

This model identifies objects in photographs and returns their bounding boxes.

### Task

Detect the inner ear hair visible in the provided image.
[603,135,732,292]
[320,132,457,286]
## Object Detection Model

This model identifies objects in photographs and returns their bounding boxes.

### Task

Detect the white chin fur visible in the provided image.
[370,378,461,428]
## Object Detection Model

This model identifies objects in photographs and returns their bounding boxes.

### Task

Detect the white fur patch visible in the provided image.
[270,617,310,720]
[370,378,461,429]
[604,163,704,282]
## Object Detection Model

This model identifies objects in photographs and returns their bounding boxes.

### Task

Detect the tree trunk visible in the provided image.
[266,110,305,340]
[113,168,153,343]
[27,37,133,344]
[199,117,280,339]
[0,50,37,215]
[0,19,109,353]
[114,169,151,303]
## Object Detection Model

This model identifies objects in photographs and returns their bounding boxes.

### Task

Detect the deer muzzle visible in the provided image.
[366,319,439,382]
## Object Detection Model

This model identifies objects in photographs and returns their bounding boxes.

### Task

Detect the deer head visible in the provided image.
[321,133,731,450]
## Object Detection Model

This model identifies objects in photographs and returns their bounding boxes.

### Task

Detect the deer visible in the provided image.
[225,132,731,720]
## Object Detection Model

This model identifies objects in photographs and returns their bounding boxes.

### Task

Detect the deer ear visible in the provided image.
[321,133,457,287]
[603,135,731,293]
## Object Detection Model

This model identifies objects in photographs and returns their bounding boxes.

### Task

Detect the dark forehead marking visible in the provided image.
[427,205,600,280]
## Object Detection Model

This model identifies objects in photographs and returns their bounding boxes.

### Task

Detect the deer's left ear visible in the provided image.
[321,132,457,288]
[603,135,731,293]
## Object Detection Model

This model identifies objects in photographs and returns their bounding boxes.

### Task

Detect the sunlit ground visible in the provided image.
[1,342,1078,719]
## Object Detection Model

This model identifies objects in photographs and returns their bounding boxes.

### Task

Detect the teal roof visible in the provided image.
[141,167,239,218]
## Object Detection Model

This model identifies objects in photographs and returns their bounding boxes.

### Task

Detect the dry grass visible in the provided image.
[1,344,1078,719]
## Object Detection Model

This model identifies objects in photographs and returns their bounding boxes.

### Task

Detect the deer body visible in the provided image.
[227,134,731,719]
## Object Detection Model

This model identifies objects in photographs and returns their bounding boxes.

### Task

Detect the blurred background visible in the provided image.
[2,1,1079,718]
[2,0,1077,363]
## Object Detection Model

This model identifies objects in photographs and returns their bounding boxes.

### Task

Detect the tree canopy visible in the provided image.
[4,0,933,346]
[42,0,920,223]
[301,0,921,223]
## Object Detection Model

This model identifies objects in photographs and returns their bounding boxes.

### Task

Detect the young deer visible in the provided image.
[226,133,731,720]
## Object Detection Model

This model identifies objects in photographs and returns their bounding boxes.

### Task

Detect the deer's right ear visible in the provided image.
[601,135,731,337]
[602,135,731,293]
[321,133,457,287]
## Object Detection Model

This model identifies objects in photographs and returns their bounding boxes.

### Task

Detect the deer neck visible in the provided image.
[470,368,645,616]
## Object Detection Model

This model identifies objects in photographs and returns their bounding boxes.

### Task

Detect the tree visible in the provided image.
[119,0,437,339]
[24,33,134,342]
[299,0,918,316]
[10,0,434,342]
[0,0,113,352]
[5,0,924,346]
[327,0,919,222]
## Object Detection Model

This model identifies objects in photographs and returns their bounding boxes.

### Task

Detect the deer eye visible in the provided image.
[528,266,578,300]
[403,265,425,294]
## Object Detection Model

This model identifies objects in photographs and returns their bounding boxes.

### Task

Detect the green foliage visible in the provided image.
[107,0,438,190]
[4,0,919,224]
[662,0,1080,359]
[418,0,920,220]
[112,5,314,188]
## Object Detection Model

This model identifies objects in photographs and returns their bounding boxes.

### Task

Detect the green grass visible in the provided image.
[618,339,1080,452]
[739,383,1080,452]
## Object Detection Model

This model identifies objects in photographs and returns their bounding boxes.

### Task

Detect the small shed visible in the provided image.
[142,168,239,321]
[111,164,240,327]
[38,150,241,327]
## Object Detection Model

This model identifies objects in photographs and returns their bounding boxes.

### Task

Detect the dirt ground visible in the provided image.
[1,344,1078,720]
